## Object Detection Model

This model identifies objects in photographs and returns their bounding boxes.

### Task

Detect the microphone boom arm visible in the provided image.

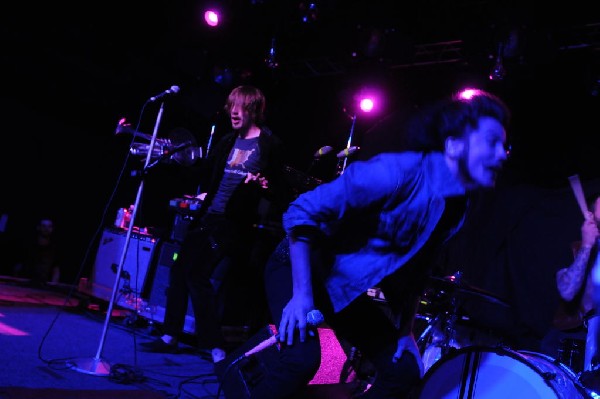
[337,113,357,176]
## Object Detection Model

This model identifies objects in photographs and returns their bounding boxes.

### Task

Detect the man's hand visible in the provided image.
[393,333,424,378]
[245,172,269,189]
[279,294,315,346]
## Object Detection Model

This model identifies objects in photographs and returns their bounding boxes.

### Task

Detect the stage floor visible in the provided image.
[0,276,226,399]
[0,276,357,399]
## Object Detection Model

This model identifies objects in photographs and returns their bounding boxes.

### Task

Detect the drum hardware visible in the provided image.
[427,271,511,309]
[416,271,513,373]
[440,273,462,357]
[420,272,465,359]
[557,338,585,374]
[416,314,440,349]
[416,307,462,373]
[585,314,600,374]
[282,165,323,196]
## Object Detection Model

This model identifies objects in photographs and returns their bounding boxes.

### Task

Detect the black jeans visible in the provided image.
[162,213,243,349]
[250,238,421,399]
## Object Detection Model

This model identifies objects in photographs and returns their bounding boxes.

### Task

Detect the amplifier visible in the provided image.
[89,227,159,302]
[143,241,196,333]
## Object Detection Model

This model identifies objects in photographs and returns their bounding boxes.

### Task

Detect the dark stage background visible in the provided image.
[1,0,600,352]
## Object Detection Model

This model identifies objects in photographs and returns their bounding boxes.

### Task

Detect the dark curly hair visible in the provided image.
[405,88,511,152]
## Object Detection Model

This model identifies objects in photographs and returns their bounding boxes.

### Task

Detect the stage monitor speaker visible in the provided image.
[215,325,350,399]
[90,227,159,302]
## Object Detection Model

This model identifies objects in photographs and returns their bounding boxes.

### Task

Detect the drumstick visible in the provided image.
[568,174,588,216]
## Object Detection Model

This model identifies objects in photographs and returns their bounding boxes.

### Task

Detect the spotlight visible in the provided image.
[354,88,383,116]
[204,9,220,27]
[359,98,374,113]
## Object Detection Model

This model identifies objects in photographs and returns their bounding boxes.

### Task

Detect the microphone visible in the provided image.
[149,85,180,102]
[314,146,334,158]
[336,146,360,158]
[243,310,325,358]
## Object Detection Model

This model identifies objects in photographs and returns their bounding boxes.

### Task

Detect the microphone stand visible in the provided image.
[205,124,216,159]
[195,124,215,196]
[69,102,165,376]
[336,113,357,176]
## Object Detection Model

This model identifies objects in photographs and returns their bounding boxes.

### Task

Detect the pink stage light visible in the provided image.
[457,88,484,100]
[204,10,220,27]
[359,97,375,113]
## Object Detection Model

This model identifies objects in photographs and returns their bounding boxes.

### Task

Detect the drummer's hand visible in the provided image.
[394,333,424,378]
[581,211,599,247]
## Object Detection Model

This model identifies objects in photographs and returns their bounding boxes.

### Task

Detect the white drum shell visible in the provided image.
[417,346,588,399]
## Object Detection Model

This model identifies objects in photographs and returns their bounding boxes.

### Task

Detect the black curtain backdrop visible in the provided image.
[436,178,600,352]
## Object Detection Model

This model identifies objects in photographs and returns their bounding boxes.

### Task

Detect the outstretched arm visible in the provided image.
[557,211,599,301]
[278,236,315,346]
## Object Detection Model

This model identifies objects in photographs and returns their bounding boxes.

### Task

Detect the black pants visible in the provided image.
[162,213,244,349]
[251,238,421,399]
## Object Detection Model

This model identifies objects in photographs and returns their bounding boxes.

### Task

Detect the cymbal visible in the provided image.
[427,275,511,308]
[283,165,323,193]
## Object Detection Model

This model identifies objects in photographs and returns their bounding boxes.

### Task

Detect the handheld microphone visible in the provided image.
[243,310,325,358]
[149,85,180,102]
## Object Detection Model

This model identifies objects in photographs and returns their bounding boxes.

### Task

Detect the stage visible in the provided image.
[0,276,357,399]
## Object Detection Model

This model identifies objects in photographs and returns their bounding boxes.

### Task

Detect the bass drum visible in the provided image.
[416,346,589,399]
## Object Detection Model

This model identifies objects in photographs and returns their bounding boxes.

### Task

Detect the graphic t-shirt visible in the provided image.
[208,136,261,214]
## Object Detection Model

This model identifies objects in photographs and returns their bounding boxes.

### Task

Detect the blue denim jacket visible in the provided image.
[282,151,468,312]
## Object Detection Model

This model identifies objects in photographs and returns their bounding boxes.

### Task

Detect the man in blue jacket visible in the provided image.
[255,88,511,398]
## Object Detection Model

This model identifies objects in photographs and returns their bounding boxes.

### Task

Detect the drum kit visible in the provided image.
[415,271,513,373]
[412,271,596,398]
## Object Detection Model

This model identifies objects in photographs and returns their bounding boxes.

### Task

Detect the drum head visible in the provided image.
[415,346,587,399]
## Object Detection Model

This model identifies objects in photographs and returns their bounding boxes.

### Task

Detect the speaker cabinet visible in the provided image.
[215,325,350,399]
[89,227,159,303]
[147,241,183,304]
[215,325,281,399]
[143,241,196,333]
